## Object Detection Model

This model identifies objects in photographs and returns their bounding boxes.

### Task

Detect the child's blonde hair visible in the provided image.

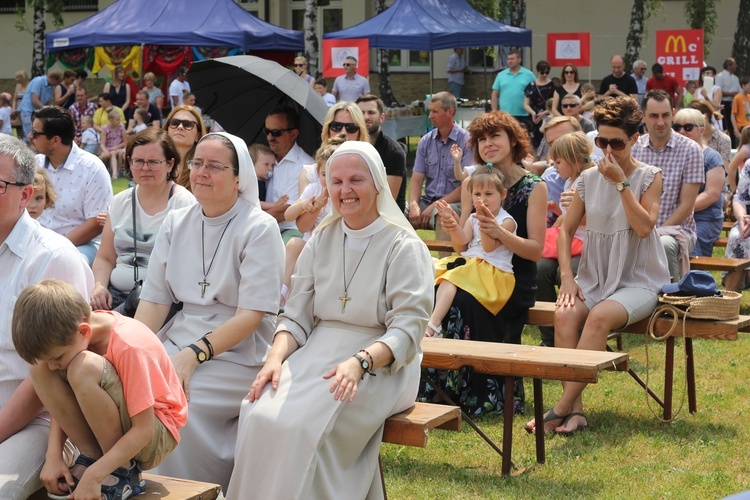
[739,126,750,148]
[316,134,347,171]
[134,108,148,123]
[81,115,93,126]
[248,143,273,163]
[581,82,596,94]
[467,166,507,195]
[12,279,91,364]
[32,167,56,209]
[545,98,554,112]
[549,131,595,180]
[107,109,121,121]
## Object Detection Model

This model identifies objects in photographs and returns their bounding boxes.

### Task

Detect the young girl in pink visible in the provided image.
[100,109,128,180]
[426,167,517,337]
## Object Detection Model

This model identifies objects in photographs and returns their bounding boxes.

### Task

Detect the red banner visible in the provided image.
[655,29,703,86]
[321,38,369,78]
[546,33,590,67]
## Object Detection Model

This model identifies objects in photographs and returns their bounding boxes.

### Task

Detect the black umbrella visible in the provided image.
[190,55,328,157]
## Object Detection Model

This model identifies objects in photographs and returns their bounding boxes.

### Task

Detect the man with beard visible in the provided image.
[356,94,406,211]
[263,105,314,243]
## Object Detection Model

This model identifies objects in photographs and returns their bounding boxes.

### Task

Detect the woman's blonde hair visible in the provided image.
[15,69,29,85]
[321,102,369,143]
[549,131,595,180]
[32,168,56,209]
[674,108,706,128]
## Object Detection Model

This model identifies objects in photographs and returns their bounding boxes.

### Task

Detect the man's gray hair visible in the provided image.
[634,60,647,69]
[562,93,582,105]
[430,91,457,112]
[0,135,36,185]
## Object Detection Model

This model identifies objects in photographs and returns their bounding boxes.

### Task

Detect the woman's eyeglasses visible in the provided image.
[672,123,696,132]
[130,159,168,170]
[539,70,549,75]
[168,118,197,131]
[329,122,359,134]
[564,70,576,75]
[594,136,629,151]
[187,160,232,175]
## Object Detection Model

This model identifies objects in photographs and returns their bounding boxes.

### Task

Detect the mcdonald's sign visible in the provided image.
[655,29,703,86]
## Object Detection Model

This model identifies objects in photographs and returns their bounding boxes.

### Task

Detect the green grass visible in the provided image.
[381,244,750,499]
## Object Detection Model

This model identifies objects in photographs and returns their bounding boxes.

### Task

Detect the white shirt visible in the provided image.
[169,79,191,106]
[37,143,113,244]
[447,52,467,85]
[716,70,741,102]
[0,212,94,408]
[266,143,314,230]
[0,106,11,135]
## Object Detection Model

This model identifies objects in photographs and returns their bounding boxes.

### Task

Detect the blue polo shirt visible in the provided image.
[19,76,55,114]
[492,67,535,116]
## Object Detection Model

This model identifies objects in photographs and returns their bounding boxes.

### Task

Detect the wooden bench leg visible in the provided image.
[663,337,675,421]
[502,376,514,476]
[379,454,388,500]
[686,338,697,413]
[607,344,666,410]
[533,378,545,465]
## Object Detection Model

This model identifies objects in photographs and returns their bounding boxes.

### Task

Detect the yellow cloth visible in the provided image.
[93,46,141,75]
[434,255,515,315]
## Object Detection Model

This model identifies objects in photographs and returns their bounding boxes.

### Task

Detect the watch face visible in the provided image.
[198,352,207,361]
[361,359,369,370]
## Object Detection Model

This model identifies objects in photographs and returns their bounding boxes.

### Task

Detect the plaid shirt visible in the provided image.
[69,101,97,137]
[632,131,704,238]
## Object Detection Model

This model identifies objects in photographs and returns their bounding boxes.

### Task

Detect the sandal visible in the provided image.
[425,322,443,338]
[47,454,97,499]
[555,412,589,437]
[524,407,568,435]
[101,460,144,500]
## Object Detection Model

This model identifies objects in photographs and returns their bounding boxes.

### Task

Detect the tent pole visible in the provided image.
[139,43,145,87]
[430,51,434,94]
[483,46,488,105]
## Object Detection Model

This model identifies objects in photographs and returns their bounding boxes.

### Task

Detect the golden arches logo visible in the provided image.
[665,36,687,53]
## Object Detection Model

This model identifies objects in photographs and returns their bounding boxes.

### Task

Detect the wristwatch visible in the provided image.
[353,353,370,374]
[616,181,631,192]
[187,343,208,364]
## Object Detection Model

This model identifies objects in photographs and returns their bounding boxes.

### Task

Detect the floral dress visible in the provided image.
[420,171,542,417]
[725,160,750,287]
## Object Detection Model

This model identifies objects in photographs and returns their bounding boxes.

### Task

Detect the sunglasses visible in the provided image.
[168,118,197,131]
[539,70,549,75]
[594,136,629,151]
[343,63,354,67]
[263,127,293,137]
[564,70,576,75]
[29,129,48,138]
[329,122,359,134]
[294,63,305,67]
[561,103,578,109]
[672,123,696,132]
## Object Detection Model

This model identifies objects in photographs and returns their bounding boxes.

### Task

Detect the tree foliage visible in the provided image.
[624,0,663,73]
[16,0,65,77]
[684,0,718,58]
[731,0,750,76]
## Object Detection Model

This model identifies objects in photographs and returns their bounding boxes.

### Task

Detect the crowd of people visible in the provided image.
[1,49,749,500]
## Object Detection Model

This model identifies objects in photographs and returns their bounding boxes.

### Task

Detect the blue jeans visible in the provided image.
[448,82,463,99]
[77,241,100,267]
[21,111,33,142]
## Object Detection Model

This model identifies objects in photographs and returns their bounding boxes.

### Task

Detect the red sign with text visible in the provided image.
[546,33,591,67]
[655,29,703,86]
[322,38,369,78]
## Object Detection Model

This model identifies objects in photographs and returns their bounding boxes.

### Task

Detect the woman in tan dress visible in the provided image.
[227,141,434,499]
[526,97,670,436]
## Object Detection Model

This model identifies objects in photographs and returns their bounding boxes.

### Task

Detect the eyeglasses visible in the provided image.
[187,160,233,175]
[329,122,359,133]
[29,129,47,139]
[672,123,696,132]
[294,63,305,67]
[539,70,549,75]
[130,158,168,170]
[343,63,354,67]
[0,179,27,194]
[561,103,578,109]
[263,127,293,137]
[564,70,576,75]
[594,136,629,151]
[168,118,197,131]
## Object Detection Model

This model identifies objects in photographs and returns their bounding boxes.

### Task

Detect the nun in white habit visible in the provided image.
[136,132,284,492]
[227,141,434,499]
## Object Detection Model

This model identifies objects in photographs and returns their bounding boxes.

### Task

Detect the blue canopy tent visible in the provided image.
[324,0,532,93]
[45,0,303,52]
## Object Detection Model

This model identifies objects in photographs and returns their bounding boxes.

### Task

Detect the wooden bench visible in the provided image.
[723,220,734,233]
[420,338,628,475]
[689,256,750,273]
[29,473,221,500]
[422,239,455,253]
[526,301,750,420]
[715,236,728,247]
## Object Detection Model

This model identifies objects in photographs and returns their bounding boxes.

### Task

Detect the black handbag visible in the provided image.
[122,189,142,317]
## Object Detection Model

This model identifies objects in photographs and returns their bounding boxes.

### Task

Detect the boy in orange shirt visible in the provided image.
[731,76,750,141]
[12,279,187,500]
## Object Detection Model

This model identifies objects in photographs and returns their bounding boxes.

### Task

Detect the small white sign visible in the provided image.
[683,67,700,81]
[331,47,360,68]
[556,40,581,60]
[52,37,69,48]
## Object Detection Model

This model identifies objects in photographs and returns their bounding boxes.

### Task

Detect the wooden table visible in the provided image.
[421,338,628,475]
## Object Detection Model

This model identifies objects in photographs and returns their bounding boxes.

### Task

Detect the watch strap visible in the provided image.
[187,343,207,363]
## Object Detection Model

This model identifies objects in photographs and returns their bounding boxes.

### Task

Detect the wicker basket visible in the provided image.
[659,291,742,321]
